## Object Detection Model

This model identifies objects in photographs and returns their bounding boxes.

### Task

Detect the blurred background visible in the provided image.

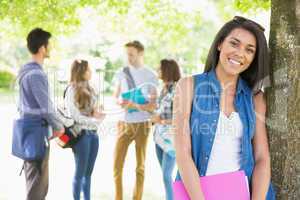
[0,0,271,199]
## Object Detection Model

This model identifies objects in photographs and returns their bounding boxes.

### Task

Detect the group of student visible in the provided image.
[15,15,276,200]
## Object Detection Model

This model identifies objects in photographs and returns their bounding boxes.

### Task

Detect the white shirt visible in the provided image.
[206,111,243,176]
[64,86,101,131]
[113,65,159,123]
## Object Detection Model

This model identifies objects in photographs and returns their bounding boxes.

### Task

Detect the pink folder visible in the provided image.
[173,170,250,200]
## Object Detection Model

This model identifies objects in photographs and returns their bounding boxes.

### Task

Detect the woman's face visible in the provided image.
[83,65,92,81]
[217,28,257,76]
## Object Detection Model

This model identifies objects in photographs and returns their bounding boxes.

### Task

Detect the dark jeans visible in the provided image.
[155,144,176,200]
[24,147,49,200]
[72,130,99,200]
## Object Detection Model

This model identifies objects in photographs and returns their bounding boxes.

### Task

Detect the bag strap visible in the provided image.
[19,162,25,176]
[17,67,48,126]
[62,84,72,112]
[17,64,39,85]
[17,65,42,112]
[17,70,33,113]
[123,66,136,90]
[63,84,71,99]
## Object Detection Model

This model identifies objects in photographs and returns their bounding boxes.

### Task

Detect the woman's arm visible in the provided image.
[161,119,172,125]
[251,92,271,200]
[150,114,172,125]
[173,77,205,200]
[150,114,162,123]
[135,101,157,112]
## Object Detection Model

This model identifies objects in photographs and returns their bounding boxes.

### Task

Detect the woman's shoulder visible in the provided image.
[176,72,208,89]
[65,84,75,93]
[174,76,195,98]
[64,84,77,100]
[176,76,193,89]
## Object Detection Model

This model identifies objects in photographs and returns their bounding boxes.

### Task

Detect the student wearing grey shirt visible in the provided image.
[17,28,64,200]
[112,41,158,200]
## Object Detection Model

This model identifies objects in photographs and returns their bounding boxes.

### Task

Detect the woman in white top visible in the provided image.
[64,59,105,200]
[174,16,275,200]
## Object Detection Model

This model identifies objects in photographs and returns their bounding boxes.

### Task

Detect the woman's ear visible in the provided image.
[217,43,222,51]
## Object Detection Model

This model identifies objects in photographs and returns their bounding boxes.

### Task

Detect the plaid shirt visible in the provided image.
[153,83,176,157]
[156,83,176,120]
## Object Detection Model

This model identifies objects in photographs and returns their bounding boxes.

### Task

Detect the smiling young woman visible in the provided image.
[173,16,275,200]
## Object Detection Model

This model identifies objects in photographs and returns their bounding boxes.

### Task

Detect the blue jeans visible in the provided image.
[155,144,176,200]
[72,130,99,200]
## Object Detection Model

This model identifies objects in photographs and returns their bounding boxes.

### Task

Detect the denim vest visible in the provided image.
[176,70,275,199]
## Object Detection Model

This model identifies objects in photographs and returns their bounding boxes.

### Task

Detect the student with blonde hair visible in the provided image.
[64,59,105,200]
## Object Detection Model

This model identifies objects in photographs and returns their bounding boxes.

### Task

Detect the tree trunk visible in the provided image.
[267,0,300,199]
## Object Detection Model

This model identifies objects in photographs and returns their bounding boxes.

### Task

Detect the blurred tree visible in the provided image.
[234,0,270,12]
[0,0,101,35]
[267,0,300,199]
[0,0,270,74]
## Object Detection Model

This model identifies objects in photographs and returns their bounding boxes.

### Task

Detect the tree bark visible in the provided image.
[267,0,300,199]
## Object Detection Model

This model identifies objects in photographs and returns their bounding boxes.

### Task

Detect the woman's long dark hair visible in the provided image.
[204,16,270,94]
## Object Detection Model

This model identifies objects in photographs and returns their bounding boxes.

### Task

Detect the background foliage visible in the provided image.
[0,0,270,91]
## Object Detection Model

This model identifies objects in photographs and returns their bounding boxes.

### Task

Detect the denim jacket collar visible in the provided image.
[207,69,250,96]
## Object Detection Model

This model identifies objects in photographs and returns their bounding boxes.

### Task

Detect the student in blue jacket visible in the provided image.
[173,16,275,200]
[17,28,65,200]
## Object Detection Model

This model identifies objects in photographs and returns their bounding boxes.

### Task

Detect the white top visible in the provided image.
[206,111,243,176]
[64,86,101,131]
[113,65,159,123]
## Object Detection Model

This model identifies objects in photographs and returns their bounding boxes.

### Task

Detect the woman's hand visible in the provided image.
[93,111,106,120]
[93,105,106,121]
[150,114,161,123]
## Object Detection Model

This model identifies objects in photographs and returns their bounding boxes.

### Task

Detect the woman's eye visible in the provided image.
[230,41,238,47]
[247,48,255,54]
